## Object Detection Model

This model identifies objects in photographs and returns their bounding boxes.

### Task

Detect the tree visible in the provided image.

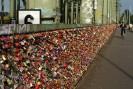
[119,9,133,24]
[124,9,129,23]
[119,13,124,23]
[131,15,133,24]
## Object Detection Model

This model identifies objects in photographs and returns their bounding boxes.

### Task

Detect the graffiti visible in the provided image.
[0,25,17,35]
[42,0,48,4]
[0,25,30,35]
[17,25,30,33]
[82,0,93,23]
[35,7,60,17]
[35,7,60,24]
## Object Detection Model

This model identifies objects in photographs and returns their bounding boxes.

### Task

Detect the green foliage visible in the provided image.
[131,15,133,24]
[119,9,133,24]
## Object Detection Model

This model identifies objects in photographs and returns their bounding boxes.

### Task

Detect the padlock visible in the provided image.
[4,43,11,49]
[14,42,21,47]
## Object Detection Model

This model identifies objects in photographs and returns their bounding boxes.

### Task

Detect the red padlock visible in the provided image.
[4,43,10,49]
[15,42,20,47]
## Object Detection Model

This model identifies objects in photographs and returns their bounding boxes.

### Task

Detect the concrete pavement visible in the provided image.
[76,29,133,89]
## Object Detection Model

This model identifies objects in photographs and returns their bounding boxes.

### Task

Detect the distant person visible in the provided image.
[117,23,120,28]
[120,22,127,36]
[129,23,133,31]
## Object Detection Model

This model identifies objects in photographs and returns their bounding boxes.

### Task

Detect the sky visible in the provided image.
[0,0,10,12]
[0,0,133,14]
[0,0,24,12]
[120,0,133,14]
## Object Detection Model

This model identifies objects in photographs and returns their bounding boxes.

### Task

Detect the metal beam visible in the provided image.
[65,1,68,23]
[10,0,15,18]
[14,0,16,23]
[76,1,78,24]
[102,0,104,24]
[1,0,4,24]
[71,1,74,23]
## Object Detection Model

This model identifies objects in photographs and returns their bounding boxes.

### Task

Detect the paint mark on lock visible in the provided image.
[24,15,34,24]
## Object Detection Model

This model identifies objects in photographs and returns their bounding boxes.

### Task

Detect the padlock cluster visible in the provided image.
[0,25,116,89]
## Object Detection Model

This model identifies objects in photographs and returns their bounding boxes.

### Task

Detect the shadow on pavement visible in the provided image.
[114,35,124,39]
[99,54,133,80]
[114,35,133,43]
